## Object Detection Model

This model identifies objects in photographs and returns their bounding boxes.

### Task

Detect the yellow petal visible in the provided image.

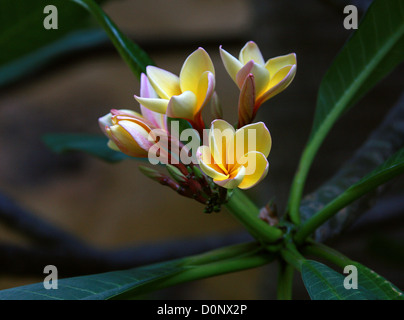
[214,165,246,189]
[146,66,181,99]
[180,47,215,94]
[107,122,151,158]
[265,53,296,80]
[219,46,243,84]
[166,91,197,120]
[234,122,272,160]
[236,61,269,97]
[209,119,235,172]
[195,71,215,113]
[196,145,228,180]
[239,41,265,65]
[237,151,269,189]
[134,95,169,114]
[257,64,297,105]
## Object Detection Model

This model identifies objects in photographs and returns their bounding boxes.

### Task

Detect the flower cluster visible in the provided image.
[99,41,296,212]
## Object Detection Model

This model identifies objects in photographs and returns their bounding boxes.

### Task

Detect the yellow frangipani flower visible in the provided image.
[220,41,296,124]
[196,119,272,189]
[134,47,215,129]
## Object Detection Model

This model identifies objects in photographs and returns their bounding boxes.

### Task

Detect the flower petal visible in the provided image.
[265,53,297,80]
[195,71,215,113]
[214,165,246,189]
[209,119,235,172]
[98,113,112,135]
[180,47,215,94]
[134,95,169,114]
[236,61,269,97]
[239,41,265,65]
[237,151,269,189]
[139,73,168,130]
[107,121,152,158]
[234,122,272,159]
[196,145,228,180]
[219,45,243,84]
[237,74,255,128]
[166,91,197,120]
[257,64,297,106]
[146,66,181,99]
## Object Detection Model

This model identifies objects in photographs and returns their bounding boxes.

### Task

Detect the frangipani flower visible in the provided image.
[99,74,168,158]
[220,41,296,126]
[196,119,271,189]
[134,48,215,131]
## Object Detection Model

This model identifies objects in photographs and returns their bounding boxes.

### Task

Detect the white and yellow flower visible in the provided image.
[196,119,271,189]
[220,41,296,125]
[134,48,215,129]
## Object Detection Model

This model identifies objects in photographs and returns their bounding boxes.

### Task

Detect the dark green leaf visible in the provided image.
[70,0,155,79]
[0,260,184,300]
[353,262,404,300]
[301,260,375,300]
[289,0,404,222]
[0,0,107,87]
[42,133,131,163]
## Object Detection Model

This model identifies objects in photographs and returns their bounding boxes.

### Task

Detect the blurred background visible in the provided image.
[0,0,402,299]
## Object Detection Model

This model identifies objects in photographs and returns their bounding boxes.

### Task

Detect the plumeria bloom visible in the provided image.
[196,119,272,189]
[220,41,296,127]
[99,74,168,159]
[134,48,215,133]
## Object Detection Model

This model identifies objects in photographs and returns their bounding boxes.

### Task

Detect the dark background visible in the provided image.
[0,0,402,299]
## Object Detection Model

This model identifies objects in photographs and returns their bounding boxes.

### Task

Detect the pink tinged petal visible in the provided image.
[219,45,243,84]
[265,53,297,80]
[166,91,197,120]
[209,119,235,172]
[134,95,169,114]
[139,73,167,129]
[235,121,272,159]
[196,145,228,180]
[98,113,112,135]
[239,41,265,65]
[214,165,246,189]
[237,74,255,128]
[146,66,181,99]
[180,47,215,94]
[195,71,215,113]
[107,122,151,158]
[236,60,254,89]
[236,61,269,97]
[237,151,269,189]
[256,64,297,106]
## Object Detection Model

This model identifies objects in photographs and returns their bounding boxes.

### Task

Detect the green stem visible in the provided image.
[302,242,352,269]
[294,188,364,245]
[225,189,283,244]
[276,261,294,300]
[71,0,154,78]
[279,242,306,272]
[114,242,274,299]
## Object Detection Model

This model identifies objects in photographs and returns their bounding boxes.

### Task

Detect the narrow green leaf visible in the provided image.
[295,148,404,243]
[42,133,131,163]
[289,0,404,223]
[70,0,155,79]
[0,260,184,300]
[301,260,375,300]
[353,262,404,300]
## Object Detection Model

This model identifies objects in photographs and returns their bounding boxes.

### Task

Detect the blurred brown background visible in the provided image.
[0,0,402,299]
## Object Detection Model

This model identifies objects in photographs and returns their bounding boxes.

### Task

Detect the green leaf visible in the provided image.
[295,148,404,243]
[0,0,107,87]
[353,262,404,300]
[0,260,184,300]
[42,133,131,163]
[289,0,404,223]
[301,260,375,300]
[70,0,155,79]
